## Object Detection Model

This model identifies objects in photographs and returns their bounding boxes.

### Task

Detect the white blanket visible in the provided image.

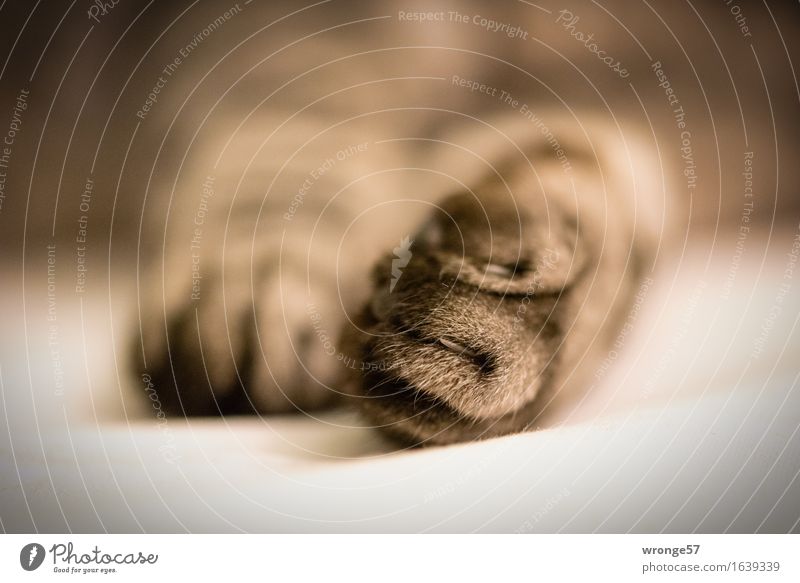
[1,229,798,532]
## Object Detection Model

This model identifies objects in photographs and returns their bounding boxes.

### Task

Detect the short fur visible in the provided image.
[132,1,665,446]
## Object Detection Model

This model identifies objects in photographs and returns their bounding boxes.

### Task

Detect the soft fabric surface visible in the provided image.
[1,228,798,532]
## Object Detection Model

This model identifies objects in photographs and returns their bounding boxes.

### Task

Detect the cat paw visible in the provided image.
[342,191,582,445]
[135,258,341,416]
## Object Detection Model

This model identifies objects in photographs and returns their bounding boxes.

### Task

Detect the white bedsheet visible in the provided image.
[2,229,798,532]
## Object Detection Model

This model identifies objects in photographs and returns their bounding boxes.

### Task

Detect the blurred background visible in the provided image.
[0,1,798,532]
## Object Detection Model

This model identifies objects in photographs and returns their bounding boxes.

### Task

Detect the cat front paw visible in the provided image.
[343,191,583,445]
[135,258,342,416]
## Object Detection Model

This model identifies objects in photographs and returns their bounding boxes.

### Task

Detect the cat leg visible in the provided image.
[340,190,585,445]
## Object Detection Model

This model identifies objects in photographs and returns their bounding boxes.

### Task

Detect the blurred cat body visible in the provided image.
[135,2,666,443]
